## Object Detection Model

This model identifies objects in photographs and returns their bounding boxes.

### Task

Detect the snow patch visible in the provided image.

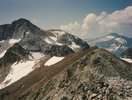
[121,58,132,63]
[105,36,115,40]
[29,52,44,60]
[25,31,30,36]
[69,42,80,51]
[89,35,115,45]
[44,56,64,66]
[115,38,127,44]
[51,30,65,36]
[26,31,29,34]
[106,45,121,52]
[56,42,63,46]
[45,37,53,44]
[45,37,63,45]
[9,39,20,44]
[106,44,127,53]
[0,50,7,58]
[98,35,115,42]
[0,60,36,89]
[71,42,80,48]
[59,31,65,35]
[50,36,58,41]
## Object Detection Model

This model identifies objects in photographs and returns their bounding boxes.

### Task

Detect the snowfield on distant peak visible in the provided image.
[50,30,66,36]
[44,35,64,46]
[44,56,64,66]
[71,42,80,48]
[93,36,115,43]
[69,42,81,51]
[115,38,127,44]
[105,36,115,40]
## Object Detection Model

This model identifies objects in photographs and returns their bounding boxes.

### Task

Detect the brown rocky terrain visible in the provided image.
[0,47,132,100]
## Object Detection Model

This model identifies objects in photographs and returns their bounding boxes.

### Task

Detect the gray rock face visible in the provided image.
[0,24,12,41]
[0,18,47,40]
[44,45,74,56]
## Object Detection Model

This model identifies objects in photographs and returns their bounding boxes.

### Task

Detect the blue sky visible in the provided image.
[0,0,131,28]
[0,0,132,38]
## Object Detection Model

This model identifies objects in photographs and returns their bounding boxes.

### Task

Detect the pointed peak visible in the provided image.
[12,18,31,25]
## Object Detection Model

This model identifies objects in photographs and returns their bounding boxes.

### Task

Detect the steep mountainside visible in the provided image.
[88,33,132,57]
[0,47,131,100]
[0,18,89,90]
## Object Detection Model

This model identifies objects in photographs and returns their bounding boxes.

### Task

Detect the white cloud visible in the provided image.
[60,6,132,39]
[61,22,80,32]
[60,22,83,37]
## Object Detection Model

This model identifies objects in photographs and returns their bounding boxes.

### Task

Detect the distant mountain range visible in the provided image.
[0,18,132,100]
[87,33,132,57]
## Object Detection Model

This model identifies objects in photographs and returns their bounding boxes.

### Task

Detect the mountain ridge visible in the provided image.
[88,33,132,57]
[0,47,131,100]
